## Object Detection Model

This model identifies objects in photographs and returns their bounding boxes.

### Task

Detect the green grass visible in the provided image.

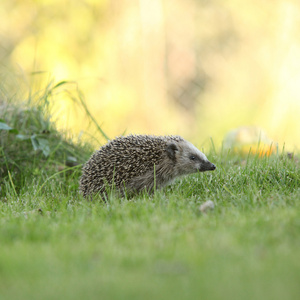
[0,78,300,300]
[1,152,299,300]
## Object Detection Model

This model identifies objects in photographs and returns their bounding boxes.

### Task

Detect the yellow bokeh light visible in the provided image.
[1,0,299,151]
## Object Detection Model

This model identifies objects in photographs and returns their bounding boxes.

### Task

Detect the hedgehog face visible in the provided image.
[166,141,216,175]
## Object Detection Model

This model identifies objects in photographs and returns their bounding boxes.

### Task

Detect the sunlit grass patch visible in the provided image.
[0,77,300,300]
[0,78,106,196]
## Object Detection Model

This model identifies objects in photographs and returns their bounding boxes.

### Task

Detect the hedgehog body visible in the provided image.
[79,134,216,198]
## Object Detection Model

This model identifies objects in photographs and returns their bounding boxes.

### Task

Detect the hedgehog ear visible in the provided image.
[166,143,178,159]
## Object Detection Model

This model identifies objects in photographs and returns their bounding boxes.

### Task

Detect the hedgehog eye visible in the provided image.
[190,155,196,161]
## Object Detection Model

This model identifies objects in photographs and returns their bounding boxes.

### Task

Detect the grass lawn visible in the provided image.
[0,150,299,300]
[0,80,299,299]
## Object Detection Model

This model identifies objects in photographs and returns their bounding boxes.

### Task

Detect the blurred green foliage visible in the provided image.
[1,0,300,150]
[0,79,94,195]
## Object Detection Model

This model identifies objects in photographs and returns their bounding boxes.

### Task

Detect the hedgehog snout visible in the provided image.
[210,163,216,170]
[199,161,216,172]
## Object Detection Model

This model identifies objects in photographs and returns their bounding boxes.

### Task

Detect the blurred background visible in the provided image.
[1,0,300,151]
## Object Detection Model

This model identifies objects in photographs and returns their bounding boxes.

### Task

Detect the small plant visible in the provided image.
[0,78,105,195]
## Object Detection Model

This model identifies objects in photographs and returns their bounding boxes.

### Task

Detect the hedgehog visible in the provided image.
[79,134,216,198]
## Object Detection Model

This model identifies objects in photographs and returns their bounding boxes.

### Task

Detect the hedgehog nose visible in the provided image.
[211,163,216,170]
